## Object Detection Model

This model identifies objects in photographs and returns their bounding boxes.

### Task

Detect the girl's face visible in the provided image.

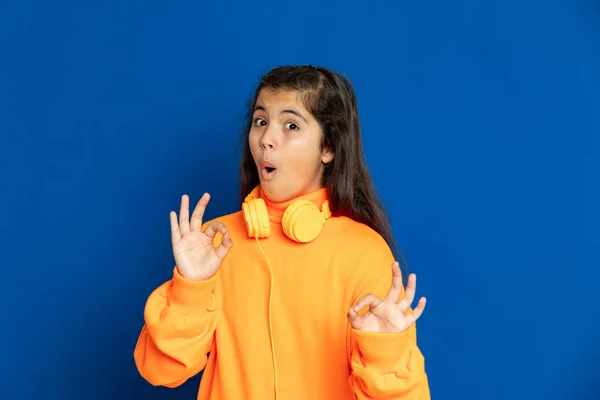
[249,88,334,203]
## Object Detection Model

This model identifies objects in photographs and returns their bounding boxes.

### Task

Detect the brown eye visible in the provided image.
[253,118,267,127]
[285,122,299,130]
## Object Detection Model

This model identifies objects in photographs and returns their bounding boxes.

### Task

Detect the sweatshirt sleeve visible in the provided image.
[347,245,430,399]
[133,266,220,388]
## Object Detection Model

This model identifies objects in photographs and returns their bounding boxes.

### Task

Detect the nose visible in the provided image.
[260,125,276,150]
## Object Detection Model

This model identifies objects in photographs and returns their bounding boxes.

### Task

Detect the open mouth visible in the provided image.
[261,164,277,180]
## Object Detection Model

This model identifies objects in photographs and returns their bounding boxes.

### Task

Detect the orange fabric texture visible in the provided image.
[134,187,430,399]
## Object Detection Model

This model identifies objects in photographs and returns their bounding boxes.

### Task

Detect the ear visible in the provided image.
[321,147,334,164]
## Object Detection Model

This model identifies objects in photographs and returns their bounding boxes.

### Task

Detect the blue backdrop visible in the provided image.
[1,1,598,399]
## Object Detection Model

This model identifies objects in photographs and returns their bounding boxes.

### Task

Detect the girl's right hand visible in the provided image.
[170,193,233,281]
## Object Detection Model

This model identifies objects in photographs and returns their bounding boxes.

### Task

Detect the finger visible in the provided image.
[385,261,403,303]
[170,211,181,244]
[353,293,383,313]
[398,273,417,313]
[403,297,427,327]
[190,193,210,232]
[347,307,364,330]
[215,230,233,259]
[179,195,191,234]
[203,221,227,239]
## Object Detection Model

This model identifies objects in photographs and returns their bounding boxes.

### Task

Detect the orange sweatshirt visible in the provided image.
[134,187,430,399]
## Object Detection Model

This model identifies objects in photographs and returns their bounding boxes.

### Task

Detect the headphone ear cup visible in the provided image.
[243,198,271,238]
[281,199,325,243]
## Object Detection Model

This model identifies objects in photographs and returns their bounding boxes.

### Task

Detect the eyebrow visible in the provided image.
[254,105,308,123]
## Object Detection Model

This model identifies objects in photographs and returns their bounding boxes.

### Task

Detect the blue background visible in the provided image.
[1,0,598,399]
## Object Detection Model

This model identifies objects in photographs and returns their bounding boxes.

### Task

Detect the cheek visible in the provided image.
[248,133,260,155]
[292,146,323,173]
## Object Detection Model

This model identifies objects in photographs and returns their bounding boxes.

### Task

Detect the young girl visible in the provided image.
[134,65,430,399]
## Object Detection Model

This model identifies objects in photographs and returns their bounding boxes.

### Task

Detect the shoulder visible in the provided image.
[328,216,392,252]
[202,210,244,228]
[325,216,397,297]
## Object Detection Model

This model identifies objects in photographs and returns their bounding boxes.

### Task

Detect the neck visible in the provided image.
[258,186,329,224]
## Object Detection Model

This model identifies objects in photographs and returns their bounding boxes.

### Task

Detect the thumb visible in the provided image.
[347,307,363,330]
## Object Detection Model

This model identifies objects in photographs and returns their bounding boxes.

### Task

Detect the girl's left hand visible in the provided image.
[348,262,427,333]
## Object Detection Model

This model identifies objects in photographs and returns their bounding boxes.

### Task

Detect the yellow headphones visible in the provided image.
[241,186,332,243]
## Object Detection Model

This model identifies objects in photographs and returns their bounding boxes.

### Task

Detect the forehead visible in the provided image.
[254,89,308,111]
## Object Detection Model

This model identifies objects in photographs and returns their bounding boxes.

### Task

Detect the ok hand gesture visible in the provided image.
[348,262,426,333]
[170,193,233,281]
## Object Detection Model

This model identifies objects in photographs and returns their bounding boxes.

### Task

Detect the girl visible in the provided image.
[134,65,430,399]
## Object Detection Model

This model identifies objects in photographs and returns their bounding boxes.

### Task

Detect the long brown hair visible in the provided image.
[239,65,409,275]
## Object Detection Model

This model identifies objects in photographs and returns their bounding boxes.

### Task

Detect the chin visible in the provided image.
[259,181,296,203]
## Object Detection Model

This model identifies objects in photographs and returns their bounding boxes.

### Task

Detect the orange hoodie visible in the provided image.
[134,187,430,399]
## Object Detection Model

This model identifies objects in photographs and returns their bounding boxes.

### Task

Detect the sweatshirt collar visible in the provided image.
[258,186,329,224]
